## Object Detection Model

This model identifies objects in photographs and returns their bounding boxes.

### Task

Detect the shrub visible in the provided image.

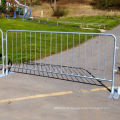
[0,0,6,13]
[52,6,67,18]
[91,0,120,9]
[0,13,5,18]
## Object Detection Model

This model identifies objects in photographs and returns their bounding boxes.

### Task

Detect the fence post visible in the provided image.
[5,31,8,75]
[0,30,5,75]
[109,35,118,99]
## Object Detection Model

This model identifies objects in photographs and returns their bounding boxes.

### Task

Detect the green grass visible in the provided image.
[0,18,98,64]
[59,16,120,30]
[0,16,120,64]
[0,18,98,33]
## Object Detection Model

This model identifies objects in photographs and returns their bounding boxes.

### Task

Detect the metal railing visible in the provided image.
[5,30,118,97]
[0,29,5,76]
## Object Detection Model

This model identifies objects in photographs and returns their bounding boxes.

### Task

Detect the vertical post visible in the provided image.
[44,33,47,68]
[1,30,4,75]
[111,36,117,95]
[35,32,37,70]
[50,33,52,72]
[84,35,87,70]
[55,33,58,72]
[25,32,27,72]
[104,37,107,79]
[78,34,81,70]
[29,32,31,74]
[6,32,8,75]
[67,34,69,74]
[60,34,63,73]
[21,32,23,67]
[72,34,74,71]
[16,32,18,65]
[97,35,100,77]
[39,33,42,70]
[91,35,94,75]
[12,32,14,68]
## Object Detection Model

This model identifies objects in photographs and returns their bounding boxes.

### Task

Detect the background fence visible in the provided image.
[29,17,106,30]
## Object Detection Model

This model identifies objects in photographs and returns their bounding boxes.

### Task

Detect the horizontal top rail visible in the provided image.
[6,29,116,37]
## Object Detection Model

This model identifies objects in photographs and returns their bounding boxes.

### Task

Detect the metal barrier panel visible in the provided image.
[6,30,117,95]
[0,30,5,76]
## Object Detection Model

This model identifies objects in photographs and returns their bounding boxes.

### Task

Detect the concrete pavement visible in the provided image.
[0,25,120,120]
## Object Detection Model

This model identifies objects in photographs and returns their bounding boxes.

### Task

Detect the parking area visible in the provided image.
[0,72,120,120]
[0,25,120,120]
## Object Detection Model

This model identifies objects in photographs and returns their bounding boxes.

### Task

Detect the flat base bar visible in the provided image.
[10,66,112,82]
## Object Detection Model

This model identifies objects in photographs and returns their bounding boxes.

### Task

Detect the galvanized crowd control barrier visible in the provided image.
[0,29,119,99]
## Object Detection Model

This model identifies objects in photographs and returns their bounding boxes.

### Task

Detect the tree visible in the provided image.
[44,0,58,11]
[0,0,6,13]
[91,0,120,9]
[53,0,56,11]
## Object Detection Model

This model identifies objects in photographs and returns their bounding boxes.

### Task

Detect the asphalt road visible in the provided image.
[0,25,120,120]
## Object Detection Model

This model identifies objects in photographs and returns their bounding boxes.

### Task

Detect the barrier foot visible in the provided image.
[109,87,120,99]
[0,74,6,78]
[0,71,14,78]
